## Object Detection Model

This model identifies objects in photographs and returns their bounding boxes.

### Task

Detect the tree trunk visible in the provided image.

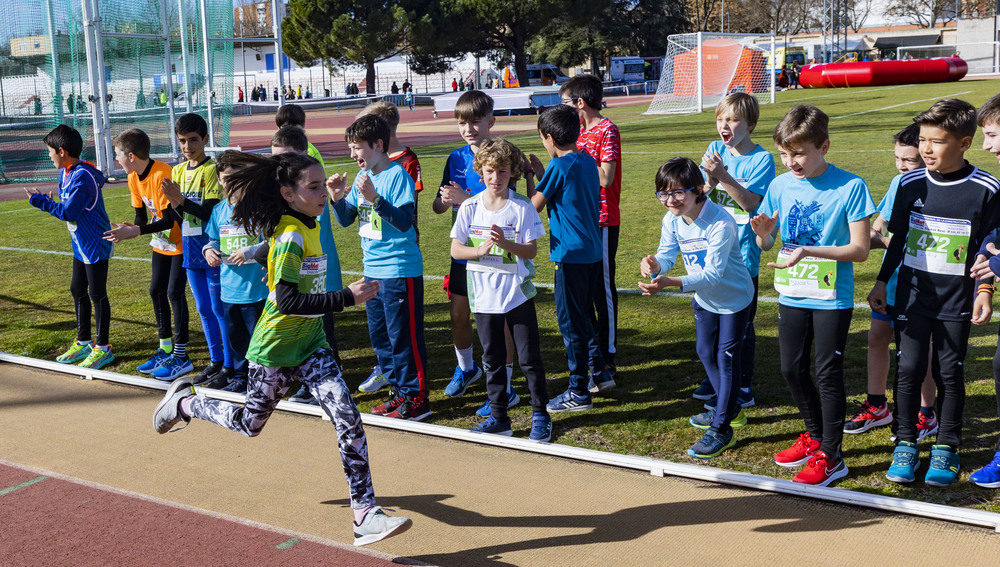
[366,59,377,95]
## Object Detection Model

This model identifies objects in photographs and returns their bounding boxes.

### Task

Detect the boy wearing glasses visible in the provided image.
[696,93,775,408]
[638,157,754,459]
[750,105,875,486]
[560,74,621,387]
[528,105,610,412]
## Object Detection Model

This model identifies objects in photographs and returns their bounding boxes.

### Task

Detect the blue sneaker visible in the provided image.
[529,412,552,442]
[924,445,960,487]
[137,349,170,374]
[886,441,920,483]
[444,364,482,397]
[692,378,715,400]
[687,427,736,459]
[689,408,746,430]
[703,389,756,410]
[970,451,1000,488]
[288,384,318,405]
[150,356,194,381]
[546,389,593,413]
[221,376,247,393]
[475,388,520,417]
[469,415,513,436]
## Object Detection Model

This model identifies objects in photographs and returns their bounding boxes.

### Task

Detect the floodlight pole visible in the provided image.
[161,0,180,158]
[198,0,216,148]
[87,0,113,171]
[44,0,65,124]
[272,0,285,106]
[177,0,193,113]
[80,0,110,172]
[770,34,776,104]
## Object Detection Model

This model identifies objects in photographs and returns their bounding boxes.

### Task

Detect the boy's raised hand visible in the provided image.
[528,154,545,178]
[638,275,668,296]
[229,247,249,266]
[767,244,806,269]
[161,178,184,207]
[750,211,778,239]
[439,181,468,205]
[639,255,661,278]
[203,247,222,267]
[326,172,348,202]
[357,173,377,203]
[346,277,380,303]
[104,221,140,243]
[25,187,53,200]
[699,151,728,184]
[970,253,994,279]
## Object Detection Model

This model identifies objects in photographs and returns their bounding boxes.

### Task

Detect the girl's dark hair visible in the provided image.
[221,150,320,238]
[655,157,707,203]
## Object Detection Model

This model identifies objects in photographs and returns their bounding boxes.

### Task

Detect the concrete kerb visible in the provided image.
[4,351,1000,534]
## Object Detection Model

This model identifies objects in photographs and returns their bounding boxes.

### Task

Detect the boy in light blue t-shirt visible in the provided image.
[528,105,611,413]
[329,114,429,421]
[698,92,775,409]
[751,104,876,487]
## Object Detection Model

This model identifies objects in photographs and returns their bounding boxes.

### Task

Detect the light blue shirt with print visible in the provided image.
[337,161,423,279]
[704,140,775,277]
[877,173,903,307]
[757,164,877,310]
[653,200,754,314]
[205,199,269,305]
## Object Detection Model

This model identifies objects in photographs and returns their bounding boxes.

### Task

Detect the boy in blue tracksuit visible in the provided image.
[28,124,115,369]
[697,92,775,408]
[639,157,754,458]
[329,114,429,420]
[527,104,611,412]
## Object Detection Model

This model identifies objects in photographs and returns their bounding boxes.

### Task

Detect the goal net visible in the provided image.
[644,33,775,115]
[897,42,999,76]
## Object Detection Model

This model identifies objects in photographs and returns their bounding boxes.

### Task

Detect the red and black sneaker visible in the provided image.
[843,401,893,434]
[773,431,820,468]
[792,450,849,486]
[371,389,404,416]
[386,393,432,421]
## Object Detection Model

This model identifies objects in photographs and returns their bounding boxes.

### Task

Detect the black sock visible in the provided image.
[867,394,887,408]
[920,405,935,417]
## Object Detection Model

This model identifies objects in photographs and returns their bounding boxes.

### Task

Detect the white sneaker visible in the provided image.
[358,366,389,394]
[353,506,412,546]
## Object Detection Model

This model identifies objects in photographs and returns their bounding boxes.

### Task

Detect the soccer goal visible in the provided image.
[644,32,776,115]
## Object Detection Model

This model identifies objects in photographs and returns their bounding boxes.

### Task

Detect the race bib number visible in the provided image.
[299,255,328,306]
[150,230,177,252]
[181,218,202,237]
[358,200,383,240]
[679,237,708,276]
[903,212,971,276]
[710,185,749,225]
[220,224,255,264]
[466,225,519,274]
[773,244,837,300]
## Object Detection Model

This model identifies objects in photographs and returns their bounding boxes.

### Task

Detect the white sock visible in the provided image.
[506,363,514,388]
[456,345,474,372]
[353,505,375,525]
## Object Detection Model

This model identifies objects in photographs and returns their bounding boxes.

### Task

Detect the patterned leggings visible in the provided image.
[189,348,375,509]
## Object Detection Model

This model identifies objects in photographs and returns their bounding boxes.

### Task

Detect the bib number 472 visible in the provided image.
[916,233,950,253]
[787,263,818,279]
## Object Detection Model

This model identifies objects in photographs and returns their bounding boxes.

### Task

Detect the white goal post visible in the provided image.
[645,32,776,115]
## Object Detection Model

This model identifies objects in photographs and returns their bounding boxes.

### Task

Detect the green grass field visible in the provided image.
[5,80,1000,511]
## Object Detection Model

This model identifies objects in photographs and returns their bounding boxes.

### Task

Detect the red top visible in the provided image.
[390,147,423,193]
[576,118,622,227]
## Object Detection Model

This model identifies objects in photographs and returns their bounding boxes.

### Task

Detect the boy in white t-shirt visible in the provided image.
[450,138,552,441]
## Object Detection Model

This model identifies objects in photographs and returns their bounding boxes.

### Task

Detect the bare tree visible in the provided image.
[686,0,721,31]
[844,0,875,32]
[885,0,958,28]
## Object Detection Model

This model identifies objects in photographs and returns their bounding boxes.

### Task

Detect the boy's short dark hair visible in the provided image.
[454,90,494,122]
[271,125,309,153]
[655,157,707,203]
[43,124,83,158]
[537,105,580,148]
[345,114,390,153]
[559,74,603,110]
[175,112,208,137]
[716,92,760,133]
[113,128,151,160]
[978,93,1000,128]
[894,122,921,148]
[773,104,828,150]
[914,98,977,138]
[356,101,400,130]
[275,104,307,128]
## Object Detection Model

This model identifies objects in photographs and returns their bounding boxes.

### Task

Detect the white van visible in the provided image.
[609,56,645,82]
[525,63,569,86]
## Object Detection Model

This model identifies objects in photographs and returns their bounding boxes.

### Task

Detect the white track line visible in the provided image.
[831,91,973,119]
